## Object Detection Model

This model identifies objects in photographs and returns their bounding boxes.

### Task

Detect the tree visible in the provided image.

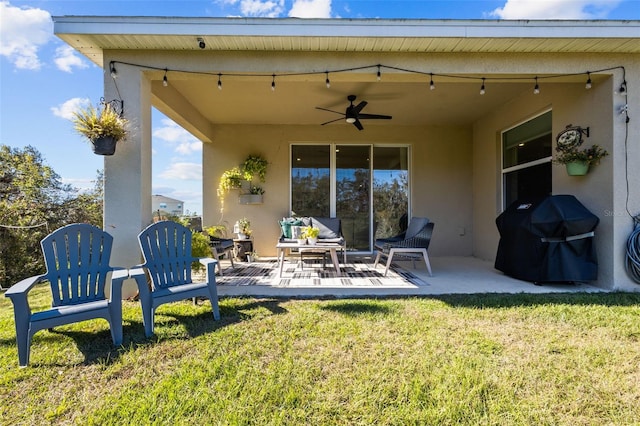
[0,145,103,287]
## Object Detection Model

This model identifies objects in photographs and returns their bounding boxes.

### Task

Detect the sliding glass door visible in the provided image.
[291,144,409,252]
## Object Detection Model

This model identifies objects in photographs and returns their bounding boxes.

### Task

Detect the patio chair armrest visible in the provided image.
[129,266,152,298]
[5,275,44,298]
[109,268,129,301]
[4,275,45,317]
[199,257,218,283]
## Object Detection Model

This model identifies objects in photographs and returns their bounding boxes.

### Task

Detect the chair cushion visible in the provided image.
[405,217,430,239]
[311,217,341,239]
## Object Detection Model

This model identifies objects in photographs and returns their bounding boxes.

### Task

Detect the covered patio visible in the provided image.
[52,17,640,295]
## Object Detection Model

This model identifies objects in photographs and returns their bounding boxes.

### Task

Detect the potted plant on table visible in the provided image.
[302,226,320,245]
[235,217,252,239]
[72,103,128,155]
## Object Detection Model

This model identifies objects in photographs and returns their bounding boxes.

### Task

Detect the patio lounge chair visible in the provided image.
[5,224,128,367]
[130,221,220,338]
[209,236,235,275]
[374,217,434,276]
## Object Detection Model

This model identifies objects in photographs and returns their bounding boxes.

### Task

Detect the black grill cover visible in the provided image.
[495,195,599,282]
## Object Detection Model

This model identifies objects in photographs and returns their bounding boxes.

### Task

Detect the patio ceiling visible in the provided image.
[54,17,638,131]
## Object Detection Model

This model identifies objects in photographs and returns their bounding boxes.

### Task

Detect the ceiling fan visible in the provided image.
[316,94,392,130]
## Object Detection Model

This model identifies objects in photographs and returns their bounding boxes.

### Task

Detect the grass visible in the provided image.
[1,285,639,425]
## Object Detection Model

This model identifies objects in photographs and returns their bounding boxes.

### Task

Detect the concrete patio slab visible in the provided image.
[214,256,607,298]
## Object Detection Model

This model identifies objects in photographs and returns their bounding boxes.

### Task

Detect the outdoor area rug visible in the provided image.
[215,259,428,288]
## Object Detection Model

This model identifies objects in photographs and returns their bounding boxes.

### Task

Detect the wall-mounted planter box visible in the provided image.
[239,194,263,205]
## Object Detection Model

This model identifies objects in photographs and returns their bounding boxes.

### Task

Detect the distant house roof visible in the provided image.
[153,194,183,204]
[53,17,640,66]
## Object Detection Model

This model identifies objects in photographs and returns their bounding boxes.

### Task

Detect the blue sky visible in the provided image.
[1,0,638,215]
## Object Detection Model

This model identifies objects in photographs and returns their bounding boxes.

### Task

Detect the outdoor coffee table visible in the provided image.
[276,241,342,277]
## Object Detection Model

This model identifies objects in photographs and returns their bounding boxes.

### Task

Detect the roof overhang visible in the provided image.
[53,17,640,66]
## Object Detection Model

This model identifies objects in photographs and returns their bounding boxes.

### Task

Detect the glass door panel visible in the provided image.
[291,145,330,217]
[336,145,371,251]
[373,147,409,240]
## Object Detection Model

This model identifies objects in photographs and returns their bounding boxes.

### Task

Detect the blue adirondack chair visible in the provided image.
[5,224,128,367]
[130,221,220,337]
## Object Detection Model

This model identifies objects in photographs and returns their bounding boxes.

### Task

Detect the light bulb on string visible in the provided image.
[163,69,168,87]
[271,74,276,92]
[533,77,540,95]
[480,78,486,95]
[429,74,435,90]
[585,72,592,90]
[376,65,381,81]
[325,72,331,88]
[109,62,117,79]
[217,73,222,90]
[618,80,627,94]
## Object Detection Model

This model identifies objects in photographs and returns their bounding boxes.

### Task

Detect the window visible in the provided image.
[291,144,409,251]
[159,203,167,209]
[502,111,552,208]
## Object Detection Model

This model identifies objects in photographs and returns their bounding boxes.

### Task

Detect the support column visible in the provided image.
[103,62,152,298]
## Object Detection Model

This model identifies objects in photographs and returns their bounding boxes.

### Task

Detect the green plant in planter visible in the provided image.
[218,155,268,212]
[72,103,128,147]
[249,185,265,195]
[554,144,609,166]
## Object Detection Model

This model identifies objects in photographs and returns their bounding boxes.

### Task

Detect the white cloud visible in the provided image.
[490,0,622,19]
[241,0,285,17]
[51,97,91,120]
[159,162,203,181]
[54,45,89,73]
[289,0,332,18]
[153,119,202,155]
[0,1,52,70]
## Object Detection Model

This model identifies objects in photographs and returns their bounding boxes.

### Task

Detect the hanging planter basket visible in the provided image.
[566,161,590,176]
[92,136,118,156]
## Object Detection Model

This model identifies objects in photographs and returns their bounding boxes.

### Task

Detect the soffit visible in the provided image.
[54,17,640,66]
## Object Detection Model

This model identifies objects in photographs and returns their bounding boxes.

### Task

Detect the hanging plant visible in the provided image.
[242,155,268,182]
[218,167,244,197]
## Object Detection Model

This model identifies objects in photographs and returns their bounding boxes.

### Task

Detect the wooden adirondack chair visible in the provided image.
[5,224,128,367]
[130,221,220,338]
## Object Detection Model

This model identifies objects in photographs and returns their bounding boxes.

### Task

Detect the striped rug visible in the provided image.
[215,259,428,288]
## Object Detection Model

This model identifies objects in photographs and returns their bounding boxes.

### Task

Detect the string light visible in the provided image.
[107,61,625,99]
[618,79,627,94]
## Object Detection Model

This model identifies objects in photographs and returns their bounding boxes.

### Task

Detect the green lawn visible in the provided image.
[1,285,639,425]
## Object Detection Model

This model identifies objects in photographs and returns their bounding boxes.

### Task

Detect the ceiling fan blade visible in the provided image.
[316,106,344,116]
[320,117,345,126]
[353,119,364,131]
[357,113,392,120]
[353,101,368,114]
